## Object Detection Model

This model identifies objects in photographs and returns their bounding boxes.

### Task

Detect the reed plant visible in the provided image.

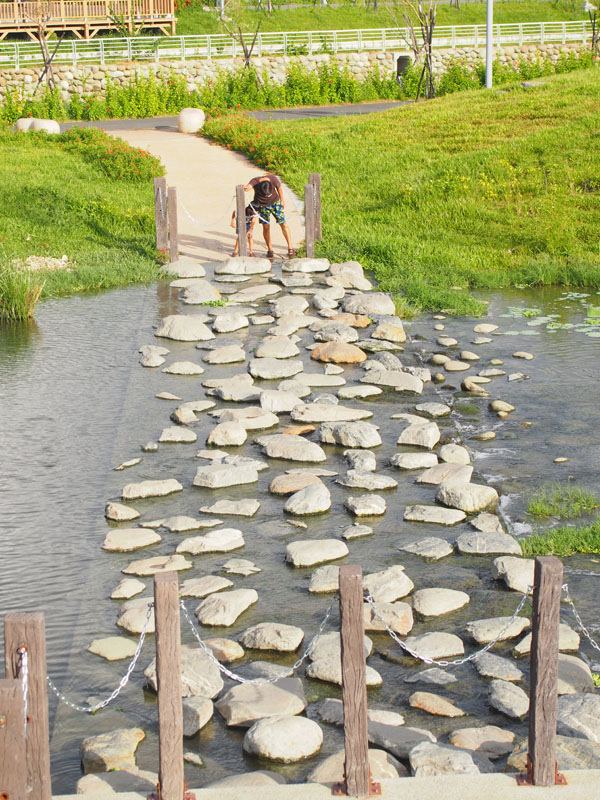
[0,268,44,321]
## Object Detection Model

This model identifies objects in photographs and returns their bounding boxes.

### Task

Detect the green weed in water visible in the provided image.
[521,519,600,557]
[527,483,600,519]
[0,268,43,321]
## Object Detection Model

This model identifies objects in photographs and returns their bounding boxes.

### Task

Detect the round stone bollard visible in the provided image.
[30,119,61,134]
[14,117,36,132]
[178,107,206,135]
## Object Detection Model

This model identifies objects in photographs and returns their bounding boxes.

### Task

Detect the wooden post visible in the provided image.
[309,172,322,242]
[4,613,52,800]
[167,186,178,263]
[335,566,374,798]
[520,556,566,787]
[154,176,168,253]
[235,184,248,258]
[304,183,315,259]
[153,572,184,800]
[0,680,27,800]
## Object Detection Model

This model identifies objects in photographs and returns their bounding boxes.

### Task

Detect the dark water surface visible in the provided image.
[1,280,599,792]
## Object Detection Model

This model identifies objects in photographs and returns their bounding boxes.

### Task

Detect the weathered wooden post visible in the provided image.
[168,185,179,263]
[4,612,52,800]
[154,176,168,254]
[517,556,566,787]
[153,572,184,800]
[309,172,322,241]
[304,183,315,259]
[235,184,248,258]
[333,566,379,798]
[0,679,27,800]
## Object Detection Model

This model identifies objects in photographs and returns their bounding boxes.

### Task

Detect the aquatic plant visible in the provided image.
[521,519,600,556]
[0,268,44,321]
[527,483,600,519]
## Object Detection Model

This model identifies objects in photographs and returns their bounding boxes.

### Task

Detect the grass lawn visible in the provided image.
[175,1,587,36]
[0,126,162,318]
[203,68,600,315]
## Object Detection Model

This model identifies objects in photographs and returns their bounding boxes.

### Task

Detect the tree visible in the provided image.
[392,0,437,100]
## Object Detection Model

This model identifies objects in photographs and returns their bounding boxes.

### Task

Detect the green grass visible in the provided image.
[0,125,162,315]
[202,68,600,314]
[527,483,600,519]
[175,1,587,36]
[0,268,43,320]
[521,519,600,557]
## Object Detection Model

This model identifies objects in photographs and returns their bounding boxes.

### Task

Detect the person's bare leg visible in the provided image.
[262,223,273,254]
[279,222,293,252]
[247,232,254,256]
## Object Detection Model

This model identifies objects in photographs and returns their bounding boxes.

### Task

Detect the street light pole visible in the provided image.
[486,0,494,88]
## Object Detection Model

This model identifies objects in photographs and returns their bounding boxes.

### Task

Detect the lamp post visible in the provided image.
[486,0,493,88]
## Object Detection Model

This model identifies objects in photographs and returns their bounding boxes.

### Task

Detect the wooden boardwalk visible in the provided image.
[0,0,176,41]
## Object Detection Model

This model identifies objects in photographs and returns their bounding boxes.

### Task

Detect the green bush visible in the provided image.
[0,268,43,321]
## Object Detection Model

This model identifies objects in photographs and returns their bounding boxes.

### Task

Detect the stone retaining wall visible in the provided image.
[0,42,584,102]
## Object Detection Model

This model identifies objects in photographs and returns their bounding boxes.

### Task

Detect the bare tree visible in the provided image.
[23,3,65,94]
[221,9,263,68]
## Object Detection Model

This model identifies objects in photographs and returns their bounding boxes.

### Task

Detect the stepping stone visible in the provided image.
[215,256,272,275]
[249,357,304,380]
[398,537,454,560]
[145,645,224,698]
[121,479,182,500]
[371,322,406,343]
[306,657,382,687]
[111,578,146,600]
[229,284,281,303]
[243,716,323,762]
[336,471,397,490]
[360,339,404,353]
[361,370,423,394]
[180,281,221,305]
[558,694,600,741]
[155,315,214,342]
[193,463,258,488]
[80,728,145,774]
[558,654,595,695]
[254,434,326,462]
[319,421,381,448]
[116,598,155,634]
[437,335,458,347]
[471,512,504,534]
[239,623,304,652]
[216,678,307,727]
[295,373,346,387]
[402,632,464,660]
[139,344,169,367]
[159,427,197,443]
[159,515,222,532]
[513,624,579,656]
[466,616,530,644]
[409,741,493,776]
[492,556,535,594]
[76,768,157,794]
[479,368,506,378]
[412,588,470,617]
[367,724,436,760]
[414,402,450,418]
[309,565,340,593]
[260,389,305,413]
[255,336,300,359]
[195,589,258,626]
[473,652,524,682]
[307,748,407,786]
[163,256,206,278]
[330,311,371,328]
[311,342,367,364]
[489,679,529,718]
[269,473,321,495]
[318,698,405,728]
[416,463,473,486]
[283,257,330,273]
[391,453,438,471]
[460,350,480,361]
[284,482,331,515]
[445,360,470,372]
[102,528,161,552]
[313,322,358,343]
[206,637,242,663]
[221,558,261,576]
[345,495,386,516]
[439,443,471,464]
[404,505,466,525]
[286,467,338,477]
[286,539,348,567]
[409,691,465,717]
[206,772,286,788]
[176,528,245,555]
[291,404,372,423]
[345,449,376,471]
[239,662,294,681]
[338,385,382,400]
[203,345,246,364]
[513,351,534,360]
[363,601,413,635]
[449,725,515,759]
[207,421,247,446]
[199,499,260,517]
[397,422,440,449]
[310,631,372,662]
[122,555,192,576]
[474,323,498,334]
[404,668,457,686]
[180,576,233,598]
[183,697,214,737]
[436,482,499,513]
[363,565,413,603]
[342,292,395,316]
[456,530,521,555]
[105,502,140,522]
[87,637,137,662]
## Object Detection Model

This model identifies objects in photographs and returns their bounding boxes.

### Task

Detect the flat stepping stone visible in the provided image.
[145,645,223,698]
[472,336,492,344]
[368,724,436,760]
[338,385,382,400]
[180,281,221,305]
[215,256,272,275]
[309,565,340,593]
[183,697,214,737]
[513,351,534,360]
[216,677,306,727]
[207,772,286,788]
[360,370,423,394]
[363,565,413,603]
[345,495,386,516]
[306,656,382,687]
[229,284,281,303]
[342,292,395,316]
[285,539,348,567]
[436,482,499,513]
[105,502,140,522]
[260,389,305,413]
[307,747,407,786]
[404,668,457,686]
[345,450,376,471]
[311,341,367,364]
[295,372,346,387]
[195,588,258,626]
[558,694,600,741]
[313,322,358,343]
[76,768,158,794]
[291,404,372,423]
[122,554,192,576]
[283,257,330,273]
[255,336,300,359]
[416,463,473,486]
[111,578,145,600]
[121,479,182,500]
[359,339,404,353]
[249,357,304,380]
[363,601,413,635]
[81,728,145,774]
[412,588,470,617]
[139,344,169,367]
[319,421,381,448]
[471,512,504,533]
[176,528,245,555]
[465,616,530,644]
[414,402,450,417]
[479,368,506,377]
[439,443,471,464]
[269,473,321,495]
[102,528,161,552]
[199,499,260,517]
[474,323,498,333]
[284,482,331,515]
[203,345,246,364]
[318,698,405,728]
[474,653,524,682]
[437,335,458,347]
[492,556,535,594]
[444,360,471,372]
[456,530,521,555]
[221,558,261,576]
[180,576,233,598]
[116,598,155,634]
[460,350,480,361]
[409,691,465,718]
[193,463,258,488]
[371,321,406,343]
[391,453,438,471]
[449,725,515,759]
[162,361,205,375]
[402,632,464,660]
[159,427,197,443]
[337,471,397,490]
[513,623,579,656]
[163,256,206,278]
[557,654,595,694]
[155,315,214,342]
[286,467,338,477]
[398,537,454,560]
[254,434,326,462]
[239,662,294,681]
[243,716,323,762]
[409,741,493,776]
[489,679,529,718]
[404,505,466,525]
[397,421,440,449]
[239,623,304,652]
[160,516,222,532]
[88,637,137,661]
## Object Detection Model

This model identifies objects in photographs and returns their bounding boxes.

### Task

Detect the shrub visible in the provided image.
[0,268,44,321]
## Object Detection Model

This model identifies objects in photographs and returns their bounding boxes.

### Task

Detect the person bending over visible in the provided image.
[244,174,294,258]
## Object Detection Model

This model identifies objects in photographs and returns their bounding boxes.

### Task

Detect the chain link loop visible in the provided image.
[46,602,154,713]
[17,647,29,737]
[180,598,335,685]
[365,589,531,668]
[562,583,600,654]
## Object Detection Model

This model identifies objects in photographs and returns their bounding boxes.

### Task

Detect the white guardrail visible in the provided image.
[0,20,592,69]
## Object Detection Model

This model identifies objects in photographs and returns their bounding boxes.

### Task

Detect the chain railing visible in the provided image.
[0,20,592,69]
[562,583,600,654]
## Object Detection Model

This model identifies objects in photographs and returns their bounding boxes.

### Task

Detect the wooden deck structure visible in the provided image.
[0,0,176,41]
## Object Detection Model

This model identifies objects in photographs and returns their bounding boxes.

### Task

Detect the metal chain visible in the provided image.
[46,602,154,713]
[17,647,29,737]
[180,598,335,685]
[562,583,600,654]
[179,195,237,231]
[365,589,531,668]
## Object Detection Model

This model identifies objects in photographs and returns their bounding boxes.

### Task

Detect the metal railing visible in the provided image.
[0,20,591,69]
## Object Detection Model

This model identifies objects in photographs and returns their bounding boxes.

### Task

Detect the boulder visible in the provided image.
[212,313,249,333]
[557,654,595,695]
[507,734,600,772]
[342,292,395,316]
[319,421,381,448]
[243,716,323,762]
[203,344,246,364]
[145,645,223,698]
[159,426,198,442]
[557,694,600,741]
[207,421,247,447]
[105,502,140,522]
[195,589,258,626]
[492,556,535,594]
[345,495,386,516]
[87,637,137,662]
[306,656,382,687]
[439,443,471,464]
[436,482,499,513]
[260,389,305,413]
[199,499,260,517]
[284,482,331,515]
[80,728,145,773]
[240,623,304,652]
[155,315,214,342]
[111,578,146,600]
[417,463,473,486]
[449,725,515,759]
[178,107,206,133]
[269,473,321,495]
[308,565,340,593]
[307,748,407,785]
[183,696,214,736]
[514,624,580,655]
[336,470,397,490]
[76,767,157,794]
[216,678,307,727]
[489,679,529,718]
[313,322,358,343]
[397,422,440,449]
[283,257,330,273]
[292,404,372,423]
[180,280,221,304]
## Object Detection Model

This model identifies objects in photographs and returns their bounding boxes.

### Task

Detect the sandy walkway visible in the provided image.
[117,126,305,263]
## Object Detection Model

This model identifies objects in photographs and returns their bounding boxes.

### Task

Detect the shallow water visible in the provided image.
[0,278,599,792]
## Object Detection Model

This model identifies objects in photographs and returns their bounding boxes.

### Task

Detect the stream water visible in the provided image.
[0,277,599,792]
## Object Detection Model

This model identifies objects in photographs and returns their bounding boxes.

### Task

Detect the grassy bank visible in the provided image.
[203,68,600,315]
[521,519,600,557]
[0,126,163,319]
[175,1,587,35]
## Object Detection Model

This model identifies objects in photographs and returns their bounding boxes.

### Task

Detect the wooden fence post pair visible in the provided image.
[154,177,178,263]
[304,172,322,259]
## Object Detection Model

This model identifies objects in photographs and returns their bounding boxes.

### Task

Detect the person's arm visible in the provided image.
[276,181,285,208]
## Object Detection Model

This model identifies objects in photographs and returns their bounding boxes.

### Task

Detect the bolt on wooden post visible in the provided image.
[236,184,248,258]
[4,612,52,800]
[309,173,322,242]
[153,572,184,800]
[304,183,315,259]
[520,556,566,787]
[168,186,179,264]
[154,176,168,254]
[0,679,27,800]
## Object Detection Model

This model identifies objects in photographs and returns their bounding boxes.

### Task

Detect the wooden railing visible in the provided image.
[0,0,172,21]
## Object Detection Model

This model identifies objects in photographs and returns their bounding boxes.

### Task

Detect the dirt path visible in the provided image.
[117,127,305,263]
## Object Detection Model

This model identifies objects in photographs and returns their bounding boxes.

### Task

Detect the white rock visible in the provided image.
[404,505,466,525]
[162,359,205,376]
[412,588,470,617]
[307,748,406,785]
[207,421,247,447]
[361,370,423,394]
[102,528,161,552]
[30,118,61,134]
[111,578,146,600]
[473,323,499,334]
[368,723,436,759]
[195,589,258,626]
[391,453,438,470]
[180,575,233,597]
[183,696,213,736]
[203,344,246,364]
[122,554,192,576]
[557,694,600,741]
[492,556,535,594]
[284,482,331,515]
[338,385,382,399]
[285,539,348,567]
[240,623,304,652]
[254,434,326,462]
[456,530,521,555]
[80,728,145,774]
[176,528,245,555]
[417,463,473,486]
[414,402,451,418]
[178,107,206,133]
[255,335,300,359]
[337,470,397,490]
[216,678,306,727]
[402,632,464,660]
[465,616,530,644]
[180,280,221,305]
[260,389,304,413]
[292,404,372,423]
[409,741,485,777]
[309,565,340,593]
[319,421,382,448]
[159,426,197,443]
[397,421,440,449]
[345,495,386,516]
[88,637,137,661]
[489,679,529,718]
[513,624,580,655]
[249,357,304,380]
[363,565,413,602]
[439,444,471,464]
[145,645,223,698]
[398,537,454,560]
[215,256,271,275]
[139,344,169,367]
[306,656,382,687]
[155,315,214,342]
[121,479,182,500]
[243,716,323,761]
[105,502,140,522]
[199,499,260,517]
[436,482,499,513]
[283,257,330,273]
[342,292,395,316]
[212,313,249,333]
[193,463,258,488]
[163,256,206,278]
[363,601,413,635]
